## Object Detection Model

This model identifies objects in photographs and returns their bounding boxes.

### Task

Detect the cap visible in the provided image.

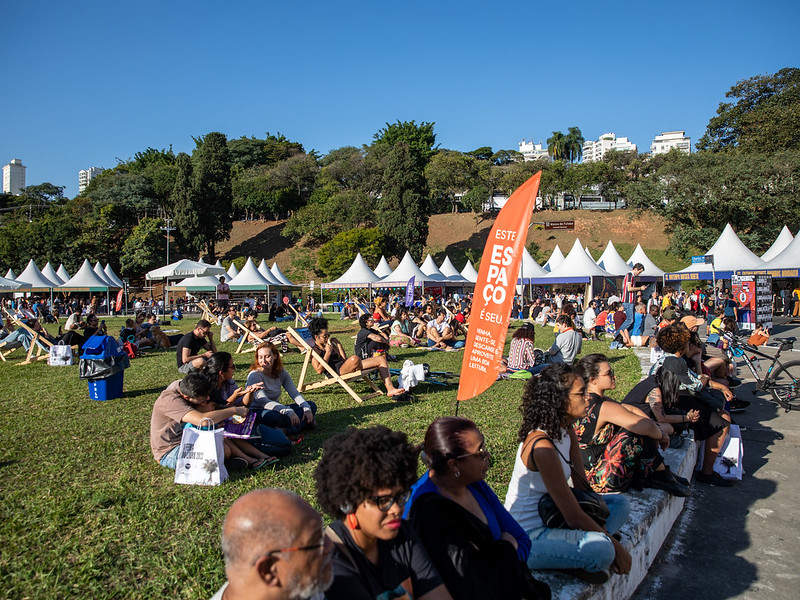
[662,308,678,321]
[660,356,694,386]
[680,315,705,330]
[454,313,465,323]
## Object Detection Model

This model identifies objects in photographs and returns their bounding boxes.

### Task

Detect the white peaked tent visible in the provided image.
[171,275,223,291]
[146,259,225,281]
[585,246,593,259]
[518,247,548,283]
[213,260,232,282]
[59,260,111,290]
[5,268,17,280]
[198,257,207,264]
[627,244,665,277]
[256,259,282,286]
[0,276,29,291]
[104,264,125,288]
[739,230,800,277]
[544,239,614,282]
[322,253,382,288]
[761,226,794,261]
[438,256,469,283]
[93,262,119,288]
[543,245,565,272]
[666,223,764,281]
[380,252,438,286]
[596,241,634,276]
[41,262,64,285]
[227,263,239,279]
[420,255,448,281]
[270,262,296,287]
[373,256,392,278]
[460,260,479,283]
[16,259,59,289]
[229,258,275,290]
[56,264,71,282]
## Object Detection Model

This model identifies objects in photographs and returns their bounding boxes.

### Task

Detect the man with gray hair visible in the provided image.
[210,488,333,600]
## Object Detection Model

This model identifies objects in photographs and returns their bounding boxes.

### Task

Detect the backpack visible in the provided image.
[122,340,139,359]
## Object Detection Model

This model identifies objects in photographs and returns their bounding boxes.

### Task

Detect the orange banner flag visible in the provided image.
[457,172,541,401]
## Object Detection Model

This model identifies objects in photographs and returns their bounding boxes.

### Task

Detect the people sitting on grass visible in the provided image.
[176,319,216,373]
[404,417,545,600]
[314,425,453,600]
[649,325,733,487]
[583,299,599,340]
[219,306,241,343]
[504,322,546,374]
[308,317,405,397]
[245,341,318,435]
[427,308,465,350]
[210,488,334,600]
[623,303,650,347]
[372,296,392,324]
[504,364,632,584]
[149,372,273,472]
[354,314,391,359]
[574,354,690,496]
[390,307,421,347]
[547,315,582,365]
[55,312,105,349]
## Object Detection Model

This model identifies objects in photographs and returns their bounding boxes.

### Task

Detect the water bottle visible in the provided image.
[751,356,762,372]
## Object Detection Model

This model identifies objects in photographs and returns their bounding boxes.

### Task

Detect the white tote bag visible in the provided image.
[714,424,744,481]
[174,419,228,486]
[48,341,73,366]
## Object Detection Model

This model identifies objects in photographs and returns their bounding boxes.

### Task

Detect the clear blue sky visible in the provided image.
[3,0,798,198]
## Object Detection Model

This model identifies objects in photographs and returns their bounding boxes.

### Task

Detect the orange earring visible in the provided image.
[346,513,359,529]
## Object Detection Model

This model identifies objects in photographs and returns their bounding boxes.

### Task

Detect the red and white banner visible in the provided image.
[115,289,124,313]
[457,172,541,401]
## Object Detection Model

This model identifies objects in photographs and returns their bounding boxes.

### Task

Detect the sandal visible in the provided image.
[252,456,279,470]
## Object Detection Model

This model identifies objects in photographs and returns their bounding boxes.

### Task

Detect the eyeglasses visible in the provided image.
[456,445,491,461]
[601,369,615,378]
[252,539,328,565]
[367,489,411,512]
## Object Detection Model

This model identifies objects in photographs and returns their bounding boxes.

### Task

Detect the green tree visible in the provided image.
[373,120,437,170]
[697,68,800,153]
[317,227,385,278]
[461,184,489,214]
[171,152,203,257]
[491,150,524,166]
[425,150,480,213]
[120,217,166,274]
[465,146,493,161]
[565,126,585,163]
[18,183,65,203]
[547,131,567,161]
[192,132,233,260]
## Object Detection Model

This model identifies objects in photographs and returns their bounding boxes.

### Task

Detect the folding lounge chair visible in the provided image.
[355,302,392,332]
[0,338,24,361]
[233,317,268,354]
[286,303,310,328]
[1,308,63,366]
[197,300,217,324]
[287,326,382,404]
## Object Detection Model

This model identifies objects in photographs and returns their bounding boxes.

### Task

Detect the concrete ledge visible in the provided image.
[533,347,697,600]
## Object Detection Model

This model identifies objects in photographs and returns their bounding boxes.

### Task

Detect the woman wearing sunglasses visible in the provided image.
[574,354,689,497]
[314,426,453,600]
[404,417,546,600]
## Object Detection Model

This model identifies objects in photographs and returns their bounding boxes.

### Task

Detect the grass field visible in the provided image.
[0,314,643,599]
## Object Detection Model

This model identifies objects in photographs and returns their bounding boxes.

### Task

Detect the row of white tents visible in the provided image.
[322,253,480,289]
[1,259,125,292]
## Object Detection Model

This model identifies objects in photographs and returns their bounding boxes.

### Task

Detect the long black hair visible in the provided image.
[518,363,579,442]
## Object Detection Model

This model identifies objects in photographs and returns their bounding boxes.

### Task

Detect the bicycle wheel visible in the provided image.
[769,360,800,411]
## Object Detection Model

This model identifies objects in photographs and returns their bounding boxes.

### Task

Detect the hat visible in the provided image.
[454,313,465,323]
[660,356,695,386]
[680,315,704,330]
[662,308,678,321]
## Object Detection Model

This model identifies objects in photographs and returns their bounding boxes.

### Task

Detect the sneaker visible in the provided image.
[646,471,691,497]
[558,568,610,584]
[727,376,743,388]
[729,398,750,413]
[695,471,734,487]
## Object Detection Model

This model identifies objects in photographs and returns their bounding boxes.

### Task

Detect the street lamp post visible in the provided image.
[161,218,176,264]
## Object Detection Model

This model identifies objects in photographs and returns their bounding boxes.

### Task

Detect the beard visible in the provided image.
[286,563,333,600]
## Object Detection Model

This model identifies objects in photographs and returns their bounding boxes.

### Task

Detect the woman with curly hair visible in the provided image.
[504,364,631,583]
[315,426,453,600]
[574,354,689,496]
[506,323,546,373]
[403,417,547,600]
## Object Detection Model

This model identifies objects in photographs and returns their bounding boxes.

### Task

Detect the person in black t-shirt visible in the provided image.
[176,319,216,373]
[354,314,390,359]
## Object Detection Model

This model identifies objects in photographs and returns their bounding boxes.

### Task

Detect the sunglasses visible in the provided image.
[456,445,491,461]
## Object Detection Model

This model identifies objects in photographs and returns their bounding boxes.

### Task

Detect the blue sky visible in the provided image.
[3,0,798,198]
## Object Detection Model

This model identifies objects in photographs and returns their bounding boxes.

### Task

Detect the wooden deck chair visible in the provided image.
[232,317,265,354]
[287,326,382,404]
[0,338,24,361]
[2,307,60,365]
[197,300,217,323]
[286,303,310,328]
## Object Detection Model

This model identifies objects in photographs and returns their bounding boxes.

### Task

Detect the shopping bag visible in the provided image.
[714,424,744,480]
[650,345,664,364]
[48,342,73,366]
[174,420,228,486]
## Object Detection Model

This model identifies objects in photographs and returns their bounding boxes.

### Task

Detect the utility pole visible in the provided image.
[160,218,175,264]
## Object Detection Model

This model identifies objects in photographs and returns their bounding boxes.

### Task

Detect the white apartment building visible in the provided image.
[650,131,691,155]
[2,159,26,195]
[78,167,104,192]
[518,139,550,161]
[582,133,637,163]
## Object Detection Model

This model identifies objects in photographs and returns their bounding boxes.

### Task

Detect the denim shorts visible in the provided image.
[159,445,180,469]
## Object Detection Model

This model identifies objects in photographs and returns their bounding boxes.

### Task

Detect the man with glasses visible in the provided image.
[210,488,333,600]
[220,306,241,343]
[176,319,216,373]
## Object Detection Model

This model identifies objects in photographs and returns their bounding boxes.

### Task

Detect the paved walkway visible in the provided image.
[633,317,800,599]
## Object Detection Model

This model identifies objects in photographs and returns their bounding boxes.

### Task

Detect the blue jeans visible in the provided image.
[159,445,180,469]
[620,302,635,336]
[526,493,630,573]
[251,425,294,457]
[255,401,318,436]
[2,329,33,350]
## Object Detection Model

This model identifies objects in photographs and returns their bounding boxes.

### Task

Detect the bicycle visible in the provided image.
[725,333,800,411]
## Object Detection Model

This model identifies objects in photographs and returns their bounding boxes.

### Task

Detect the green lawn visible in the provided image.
[0,315,642,599]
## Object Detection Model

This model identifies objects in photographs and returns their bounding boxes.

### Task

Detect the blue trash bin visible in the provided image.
[79,335,130,401]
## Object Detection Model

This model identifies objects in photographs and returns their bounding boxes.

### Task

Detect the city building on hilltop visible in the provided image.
[79,167,104,193]
[650,131,691,155]
[2,159,26,195]
[582,133,637,163]
[518,139,550,161]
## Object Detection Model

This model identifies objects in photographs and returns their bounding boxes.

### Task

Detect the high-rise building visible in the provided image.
[650,131,691,155]
[518,139,550,161]
[78,167,104,192]
[2,159,26,195]
[582,133,637,163]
